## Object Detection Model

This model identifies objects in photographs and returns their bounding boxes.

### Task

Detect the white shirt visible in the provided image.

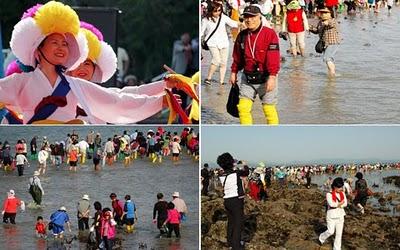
[171,142,181,154]
[104,141,114,153]
[228,0,246,10]
[201,14,238,49]
[78,140,89,151]
[259,0,274,15]
[344,182,352,196]
[16,154,28,165]
[123,135,131,144]
[219,172,244,199]
[0,68,166,124]
[38,150,48,164]
[326,192,347,219]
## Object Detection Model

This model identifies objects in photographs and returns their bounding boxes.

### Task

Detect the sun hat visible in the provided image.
[33,171,40,176]
[59,206,67,211]
[82,194,90,200]
[287,0,301,10]
[78,21,117,83]
[10,1,88,70]
[172,192,180,197]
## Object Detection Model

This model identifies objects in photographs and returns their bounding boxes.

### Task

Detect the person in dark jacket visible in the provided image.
[353,172,368,214]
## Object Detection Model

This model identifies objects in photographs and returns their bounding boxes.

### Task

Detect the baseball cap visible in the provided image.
[243,5,261,16]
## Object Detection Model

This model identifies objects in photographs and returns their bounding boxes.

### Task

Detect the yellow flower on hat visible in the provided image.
[34,1,80,37]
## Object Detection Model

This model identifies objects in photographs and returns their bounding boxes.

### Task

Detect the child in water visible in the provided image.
[163,202,181,238]
[35,216,47,238]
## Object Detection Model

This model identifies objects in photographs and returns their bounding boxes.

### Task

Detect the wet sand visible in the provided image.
[201,8,400,124]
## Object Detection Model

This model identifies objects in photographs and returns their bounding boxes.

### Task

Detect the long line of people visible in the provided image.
[202,161,397,208]
[0,127,199,175]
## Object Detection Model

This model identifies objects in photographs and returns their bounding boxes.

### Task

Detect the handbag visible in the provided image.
[315,39,325,54]
[315,24,327,54]
[201,15,222,51]
[48,221,54,230]
[226,84,240,118]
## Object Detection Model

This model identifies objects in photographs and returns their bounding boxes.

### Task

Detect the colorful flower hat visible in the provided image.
[79,21,117,83]
[10,1,88,70]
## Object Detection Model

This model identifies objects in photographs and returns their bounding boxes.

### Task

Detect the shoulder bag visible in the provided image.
[315,24,327,54]
[201,15,222,51]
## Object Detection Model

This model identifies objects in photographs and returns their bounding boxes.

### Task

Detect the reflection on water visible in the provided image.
[0,126,199,250]
[202,8,400,124]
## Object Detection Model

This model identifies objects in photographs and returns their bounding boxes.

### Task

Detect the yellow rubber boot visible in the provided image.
[262,104,279,125]
[237,98,254,125]
[81,154,86,164]
[159,156,163,163]
[152,155,157,163]
[134,151,138,159]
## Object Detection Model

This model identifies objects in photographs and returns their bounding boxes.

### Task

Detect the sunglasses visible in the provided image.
[213,9,222,12]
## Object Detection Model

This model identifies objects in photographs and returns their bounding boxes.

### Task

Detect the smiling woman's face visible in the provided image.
[69,59,95,81]
[38,33,69,66]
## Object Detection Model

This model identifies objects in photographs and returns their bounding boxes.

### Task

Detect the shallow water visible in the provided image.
[312,169,400,216]
[0,126,199,250]
[201,8,400,124]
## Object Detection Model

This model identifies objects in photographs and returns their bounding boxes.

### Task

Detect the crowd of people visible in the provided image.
[2,189,188,249]
[203,153,396,249]
[0,127,199,175]
[0,127,195,248]
[202,161,399,197]
[201,0,398,125]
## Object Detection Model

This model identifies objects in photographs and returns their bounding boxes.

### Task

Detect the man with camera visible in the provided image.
[230,4,280,125]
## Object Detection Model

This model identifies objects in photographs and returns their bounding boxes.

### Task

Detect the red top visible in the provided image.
[325,0,338,7]
[16,143,24,154]
[231,26,280,76]
[36,222,46,234]
[165,208,181,224]
[287,9,305,33]
[2,197,21,213]
[69,150,78,162]
[112,200,124,217]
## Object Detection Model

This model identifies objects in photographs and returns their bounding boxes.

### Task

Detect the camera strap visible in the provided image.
[248,28,261,60]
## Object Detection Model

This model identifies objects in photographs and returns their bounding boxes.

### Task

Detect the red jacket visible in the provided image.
[287,9,305,33]
[165,208,181,224]
[325,0,338,7]
[36,222,46,234]
[231,25,280,76]
[2,197,21,213]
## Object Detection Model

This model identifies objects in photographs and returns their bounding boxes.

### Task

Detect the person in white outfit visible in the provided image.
[201,2,239,89]
[319,177,347,250]
[38,147,49,175]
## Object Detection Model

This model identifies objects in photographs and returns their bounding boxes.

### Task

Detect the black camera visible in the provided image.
[245,64,268,84]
